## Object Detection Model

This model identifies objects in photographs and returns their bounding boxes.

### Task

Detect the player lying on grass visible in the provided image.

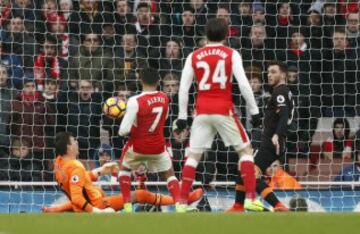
[42,132,203,213]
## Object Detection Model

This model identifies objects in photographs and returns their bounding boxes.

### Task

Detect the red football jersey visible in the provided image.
[129,91,169,154]
[191,45,235,115]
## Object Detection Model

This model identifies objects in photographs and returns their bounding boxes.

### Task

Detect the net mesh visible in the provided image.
[0,0,359,212]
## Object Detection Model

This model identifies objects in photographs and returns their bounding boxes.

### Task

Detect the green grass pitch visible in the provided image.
[0,213,358,234]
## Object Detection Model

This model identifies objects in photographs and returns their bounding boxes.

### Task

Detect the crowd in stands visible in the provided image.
[0,0,359,184]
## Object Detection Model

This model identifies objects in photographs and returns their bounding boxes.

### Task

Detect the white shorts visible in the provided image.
[120,145,172,173]
[189,114,250,154]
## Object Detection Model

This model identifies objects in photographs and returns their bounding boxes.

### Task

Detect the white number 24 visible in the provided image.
[196,60,227,90]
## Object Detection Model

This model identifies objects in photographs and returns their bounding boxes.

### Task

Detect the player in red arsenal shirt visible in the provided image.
[175,18,261,212]
[118,68,202,212]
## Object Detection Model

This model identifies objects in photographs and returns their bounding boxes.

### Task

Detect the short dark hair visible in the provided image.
[55,132,73,156]
[267,60,288,74]
[137,2,150,11]
[139,68,160,86]
[205,18,228,42]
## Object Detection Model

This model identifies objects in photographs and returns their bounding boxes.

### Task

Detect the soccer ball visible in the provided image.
[102,97,126,118]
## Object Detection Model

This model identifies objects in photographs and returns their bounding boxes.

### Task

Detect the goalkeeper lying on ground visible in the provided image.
[43,132,202,213]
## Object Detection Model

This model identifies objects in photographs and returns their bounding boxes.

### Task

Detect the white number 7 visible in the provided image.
[149,107,163,132]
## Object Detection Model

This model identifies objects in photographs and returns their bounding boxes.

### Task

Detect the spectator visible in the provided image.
[42,78,63,149]
[0,63,14,148]
[186,0,208,35]
[59,0,73,20]
[173,7,202,53]
[0,40,23,89]
[0,138,43,181]
[241,24,280,81]
[322,118,353,160]
[10,78,54,158]
[231,0,252,31]
[322,28,357,117]
[68,33,117,94]
[58,79,102,160]
[322,0,346,48]
[252,1,266,25]
[266,160,303,190]
[114,0,136,36]
[151,38,184,78]
[302,5,324,49]
[68,0,111,39]
[334,153,360,182]
[47,12,72,59]
[11,0,37,31]
[101,23,119,49]
[114,33,147,83]
[126,2,161,56]
[33,36,67,91]
[1,16,36,71]
[345,12,360,48]
[0,0,11,28]
[216,5,240,49]
[275,2,299,49]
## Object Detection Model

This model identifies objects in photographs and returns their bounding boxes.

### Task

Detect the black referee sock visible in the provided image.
[234,176,245,205]
[256,178,280,208]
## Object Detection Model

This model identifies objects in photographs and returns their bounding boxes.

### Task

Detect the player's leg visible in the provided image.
[179,115,216,207]
[253,150,288,211]
[215,114,256,200]
[118,144,137,212]
[229,147,288,212]
[158,167,181,204]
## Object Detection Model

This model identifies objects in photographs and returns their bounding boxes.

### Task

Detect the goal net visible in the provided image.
[0,0,360,213]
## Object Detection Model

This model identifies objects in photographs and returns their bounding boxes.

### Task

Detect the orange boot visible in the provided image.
[226,203,245,212]
[273,202,289,212]
[187,188,204,204]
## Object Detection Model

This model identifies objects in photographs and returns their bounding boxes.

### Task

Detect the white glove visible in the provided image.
[92,207,116,213]
[92,162,119,177]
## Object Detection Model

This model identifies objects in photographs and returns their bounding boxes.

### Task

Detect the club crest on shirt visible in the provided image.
[277,95,285,104]
[71,175,79,183]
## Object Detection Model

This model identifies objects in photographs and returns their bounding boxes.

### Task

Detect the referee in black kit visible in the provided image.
[228,60,295,212]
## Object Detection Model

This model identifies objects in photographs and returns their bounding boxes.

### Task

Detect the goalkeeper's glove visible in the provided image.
[174,119,187,132]
[251,113,262,128]
[92,207,116,213]
[92,162,119,177]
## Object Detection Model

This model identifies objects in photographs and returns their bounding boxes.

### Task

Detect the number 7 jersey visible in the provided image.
[183,44,258,116]
[119,91,169,154]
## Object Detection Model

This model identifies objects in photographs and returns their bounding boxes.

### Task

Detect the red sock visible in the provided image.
[180,158,198,203]
[167,176,181,203]
[239,156,256,200]
[119,171,132,203]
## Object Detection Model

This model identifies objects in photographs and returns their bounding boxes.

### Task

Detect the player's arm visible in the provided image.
[178,53,194,121]
[42,202,73,213]
[118,97,138,136]
[232,51,259,116]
